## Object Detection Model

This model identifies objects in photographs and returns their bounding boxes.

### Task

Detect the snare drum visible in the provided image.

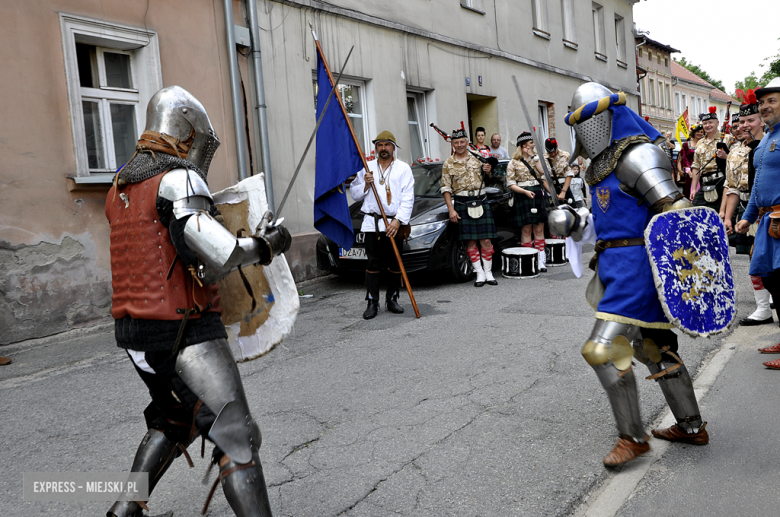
[545,238,568,266]
[501,248,540,279]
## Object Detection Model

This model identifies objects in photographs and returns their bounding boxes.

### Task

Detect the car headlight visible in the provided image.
[409,221,447,240]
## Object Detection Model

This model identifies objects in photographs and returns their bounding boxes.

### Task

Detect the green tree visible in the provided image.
[674,57,725,91]
[733,38,779,94]
[735,72,762,93]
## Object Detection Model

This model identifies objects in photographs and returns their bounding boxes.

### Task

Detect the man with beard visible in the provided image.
[350,131,415,319]
[736,78,780,367]
[725,93,773,326]
[690,107,735,207]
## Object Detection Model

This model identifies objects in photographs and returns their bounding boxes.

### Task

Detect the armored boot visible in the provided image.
[582,321,649,467]
[385,271,404,314]
[217,451,273,517]
[107,429,179,517]
[634,336,708,445]
[363,272,380,319]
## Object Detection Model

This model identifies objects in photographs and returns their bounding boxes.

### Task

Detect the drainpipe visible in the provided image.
[222,0,249,181]
[245,0,275,209]
[635,38,647,117]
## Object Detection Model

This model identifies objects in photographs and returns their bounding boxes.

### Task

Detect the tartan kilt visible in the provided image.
[453,198,497,241]
[509,185,548,227]
[692,177,725,211]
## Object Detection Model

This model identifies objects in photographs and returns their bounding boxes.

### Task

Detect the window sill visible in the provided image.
[533,28,551,40]
[594,52,608,62]
[460,5,485,15]
[66,173,116,192]
[617,59,628,69]
[563,40,578,50]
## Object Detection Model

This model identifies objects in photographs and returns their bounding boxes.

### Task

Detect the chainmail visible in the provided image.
[585,135,651,186]
[118,151,208,185]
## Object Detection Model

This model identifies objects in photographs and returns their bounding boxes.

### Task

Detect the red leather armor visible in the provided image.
[106,173,221,320]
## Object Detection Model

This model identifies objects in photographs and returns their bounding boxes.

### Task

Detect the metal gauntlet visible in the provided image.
[548,204,591,241]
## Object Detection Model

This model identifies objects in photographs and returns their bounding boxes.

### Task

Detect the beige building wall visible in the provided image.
[636,38,677,136]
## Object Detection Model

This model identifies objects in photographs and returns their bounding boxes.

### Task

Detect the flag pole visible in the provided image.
[310,23,421,318]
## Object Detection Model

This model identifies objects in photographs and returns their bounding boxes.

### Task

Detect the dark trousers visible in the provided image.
[364,232,403,301]
[760,271,780,321]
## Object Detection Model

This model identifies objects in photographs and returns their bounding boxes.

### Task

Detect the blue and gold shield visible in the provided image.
[644,207,736,337]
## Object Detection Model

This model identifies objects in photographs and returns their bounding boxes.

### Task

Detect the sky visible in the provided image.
[633,0,779,94]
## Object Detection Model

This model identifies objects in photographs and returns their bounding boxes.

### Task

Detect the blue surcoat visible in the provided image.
[591,169,672,328]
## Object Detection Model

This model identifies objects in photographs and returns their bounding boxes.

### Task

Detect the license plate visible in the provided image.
[339,247,367,260]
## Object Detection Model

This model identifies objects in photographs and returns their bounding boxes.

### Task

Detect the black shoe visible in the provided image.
[474,280,485,287]
[386,298,404,314]
[540,267,548,273]
[739,316,774,326]
[363,300,379,319]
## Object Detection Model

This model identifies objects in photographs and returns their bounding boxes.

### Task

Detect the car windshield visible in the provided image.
[412,164,443,197]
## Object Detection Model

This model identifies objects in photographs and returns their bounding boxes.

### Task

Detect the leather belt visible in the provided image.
[589,238,645,270]
[759,205,780,217]
[517,180,538,187]
[701,172,724,185]
[454,189,487,197]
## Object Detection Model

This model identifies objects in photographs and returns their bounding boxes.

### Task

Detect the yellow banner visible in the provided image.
[675,109,689,144]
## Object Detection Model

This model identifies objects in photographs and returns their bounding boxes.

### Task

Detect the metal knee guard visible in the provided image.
[581,320,646,441]
[107,429,178,517]
[219,450,273,517]
[638,339,703,433]
[175,339,261,464]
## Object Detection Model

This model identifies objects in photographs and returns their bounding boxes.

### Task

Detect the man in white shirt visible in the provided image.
[349,131,415,319]
[489,133,510,160]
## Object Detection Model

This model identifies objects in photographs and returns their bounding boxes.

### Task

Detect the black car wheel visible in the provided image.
[449,240,474,282]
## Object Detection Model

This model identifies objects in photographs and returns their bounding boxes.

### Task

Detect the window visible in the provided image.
[531,0,549,37]
[658,82,663,108]
[460,0,483,12]
[665,84,671,110]
[61,14,161,177]
[561,0,577,47]
[664,57,669,67]
[640,78,646,105]
[657,55,661,65]
[614,15,626,63]
[407,93,429,162]
[675,92,681,115]
[682,94,687,114]
[538,103,549,141]
[638,48,643,58]
[592,3,606,60]
[313,77,371,152]
[649,78,655,106]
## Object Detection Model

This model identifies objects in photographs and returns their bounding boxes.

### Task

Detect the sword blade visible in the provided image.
[273,46,354,223]
[511,76,559,208]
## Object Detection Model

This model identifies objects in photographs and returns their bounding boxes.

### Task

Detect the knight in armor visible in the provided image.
[736,77,780,367]
[690,106,735,207]
[104,86,291,517]
[550,83,709,467]
[724,92,773,326]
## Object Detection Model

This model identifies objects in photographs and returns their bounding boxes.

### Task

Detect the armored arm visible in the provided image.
[158,169,291,284]
[614,143,690,213]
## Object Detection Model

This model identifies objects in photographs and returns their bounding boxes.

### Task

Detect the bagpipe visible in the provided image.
[430,120,498,175]
[715,101,732,173]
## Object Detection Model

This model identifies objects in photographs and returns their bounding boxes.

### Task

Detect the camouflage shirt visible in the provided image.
[441,154,484,194]
[725,140,751,195]
[506,156,541,186]
[543,150,574,180]
[692,133,736,175]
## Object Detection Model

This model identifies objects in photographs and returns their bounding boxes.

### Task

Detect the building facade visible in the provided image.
[635,34,679,136]
[0,0,640,344]
[671,61,738,136]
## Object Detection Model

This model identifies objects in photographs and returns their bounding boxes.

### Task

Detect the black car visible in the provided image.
[316,160,521,281]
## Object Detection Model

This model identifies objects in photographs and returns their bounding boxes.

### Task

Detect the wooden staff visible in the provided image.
[311,24,421,318]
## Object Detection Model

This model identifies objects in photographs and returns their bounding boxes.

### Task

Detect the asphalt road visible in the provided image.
[0,248,768,516]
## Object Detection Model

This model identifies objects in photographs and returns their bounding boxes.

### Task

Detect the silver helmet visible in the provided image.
[569,82,614,160]
[144,86,220,174]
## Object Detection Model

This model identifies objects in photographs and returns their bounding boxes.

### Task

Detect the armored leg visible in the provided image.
[582,320,646,441]
[175,339,272,515]
[634,330,707,442]
[107,429,178,517]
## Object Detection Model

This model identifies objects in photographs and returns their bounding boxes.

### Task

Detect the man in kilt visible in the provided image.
[690,106,735,207]
[442,128,498,287]
[505,131,552,272]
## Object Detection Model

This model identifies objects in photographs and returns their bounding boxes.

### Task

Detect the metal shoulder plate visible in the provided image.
[615,143,680,210]
[158,168,213,218]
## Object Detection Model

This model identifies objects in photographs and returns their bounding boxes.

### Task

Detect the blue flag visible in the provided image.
[313,53,364,250]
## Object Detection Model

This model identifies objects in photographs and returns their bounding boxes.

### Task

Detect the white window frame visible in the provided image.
[614,14,626,64]
[561,0,577,48]
[406,91,430,163]
[460,0,484,12]
[313,75,372,153]
[538,103,549,142]
[592,3,606,60]
[665,83,671,110]
[531,0,550,38]
[675,92,681,115]
[60,13,161,178]
[649,78,655,106]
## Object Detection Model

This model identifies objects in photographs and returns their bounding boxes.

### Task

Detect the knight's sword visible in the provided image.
[272,46,354,224]
[511,76,559,208]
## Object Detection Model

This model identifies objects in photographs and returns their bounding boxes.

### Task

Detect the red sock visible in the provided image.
[520,241,533,248]
[481,245,494,261]
[751,276,765,291]
[467,246,481,263]
[534,239,545,252]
